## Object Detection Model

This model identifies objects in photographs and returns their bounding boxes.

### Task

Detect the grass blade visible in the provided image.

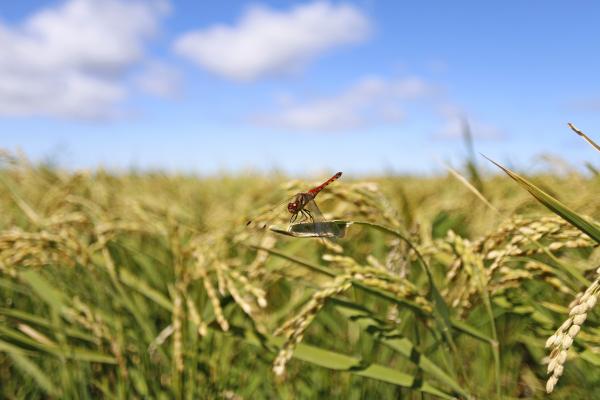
[20,270,67,311]
[6,350,59,396]
[226,323,456,399]
[330,298,470,398]
[120,269,172,311]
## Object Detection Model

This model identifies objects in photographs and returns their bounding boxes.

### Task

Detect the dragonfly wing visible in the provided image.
[304,199,340,237]
[246,195,295,229]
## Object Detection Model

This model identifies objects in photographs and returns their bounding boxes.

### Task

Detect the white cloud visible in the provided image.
[0,69,125,119]
[134,61,182,98]
[252,76,433,131]
[173,2,370,81]
[0,0,168,119]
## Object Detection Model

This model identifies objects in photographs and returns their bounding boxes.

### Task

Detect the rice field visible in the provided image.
[0,139,598,399]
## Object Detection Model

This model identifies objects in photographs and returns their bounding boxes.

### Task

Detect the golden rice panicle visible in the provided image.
[186,295,208,337]
[385,238,409,277]
[193,247,230,332]
[545,267,600,393]
[273,275,352,376]
[0,229,82,274]
[441,230,489,314]
[478,216,595,274]
[227,268,267,309]
[201,270,229,332]
[190,237,267,331]
[247,235,276,278]
[225,274,253,316]
[323,253,431,312]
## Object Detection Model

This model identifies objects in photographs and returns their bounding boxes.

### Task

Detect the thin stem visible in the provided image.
[568,122,600,153]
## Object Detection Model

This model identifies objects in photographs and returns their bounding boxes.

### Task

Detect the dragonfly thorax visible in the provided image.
[287,193,312,214]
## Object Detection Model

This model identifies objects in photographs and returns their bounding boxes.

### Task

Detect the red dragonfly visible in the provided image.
[247,172,343,237]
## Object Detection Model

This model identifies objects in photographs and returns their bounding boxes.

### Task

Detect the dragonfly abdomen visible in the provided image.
[307,172,342,196]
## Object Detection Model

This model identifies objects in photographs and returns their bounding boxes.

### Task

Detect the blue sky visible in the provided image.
[0,0,598,176]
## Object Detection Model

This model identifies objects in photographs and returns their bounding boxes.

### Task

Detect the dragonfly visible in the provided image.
[246,172,343,238]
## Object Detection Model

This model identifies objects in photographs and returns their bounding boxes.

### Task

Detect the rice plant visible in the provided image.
[0,127,598,399]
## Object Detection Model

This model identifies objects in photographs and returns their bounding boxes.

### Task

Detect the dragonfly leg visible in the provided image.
[297,210,305,222]
[304,209,314,223]
[302,210,308,221]
[290,213,298,223]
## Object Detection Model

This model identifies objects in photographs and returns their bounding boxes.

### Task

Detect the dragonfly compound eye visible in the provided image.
[287,202,297,214]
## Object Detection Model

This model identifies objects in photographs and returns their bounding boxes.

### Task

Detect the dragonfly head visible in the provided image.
[287,201,299,214]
